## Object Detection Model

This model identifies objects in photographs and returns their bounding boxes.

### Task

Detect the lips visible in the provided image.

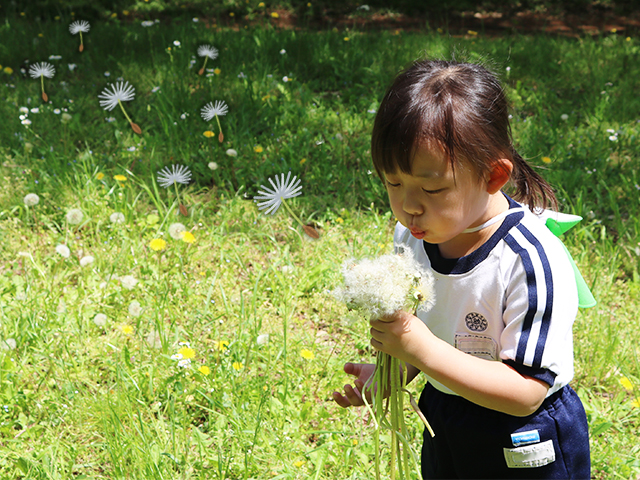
[410,229,425,240]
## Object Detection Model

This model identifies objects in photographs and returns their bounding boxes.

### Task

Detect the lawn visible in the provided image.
[0,11,639,480]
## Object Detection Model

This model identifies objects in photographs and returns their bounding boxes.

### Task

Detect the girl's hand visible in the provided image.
[370,310,434,366]
[332,363,376,408]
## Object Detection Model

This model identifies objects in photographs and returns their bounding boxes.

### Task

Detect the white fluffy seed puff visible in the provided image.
[69,20,90,34]
[28,62,55,79]
[23,193,40,206]
[197,45,219,60]
[200,101,228,121]
[98,81,136,111]
[333,246,435,319]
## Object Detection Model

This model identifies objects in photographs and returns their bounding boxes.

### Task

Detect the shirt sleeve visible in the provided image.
[499,224,579,390]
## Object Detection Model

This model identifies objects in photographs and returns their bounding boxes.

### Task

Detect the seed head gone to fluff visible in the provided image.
[333,246,435,319]
[157,164,192,188]
[201,101,228,121]
[98,81,136,111]
[69,20,90,34]
[28,62,55,79]
[253,172,302,215]
[197,45,219,60]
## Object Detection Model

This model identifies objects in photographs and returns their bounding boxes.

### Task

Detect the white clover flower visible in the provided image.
[98,81,136,111]
[170,353,184,360]
[128,300,143,317]
[177,358,191,368]
[93,313,107,327]
[280,49,286,54]
[141,21,155,27]
[226,148,237,157]
[28,62,55,79]
[609,135,618,141]
[53,108,61,114]
[173,40,181,47]
[66,208,84,224]
[79,255,95,267]
[20,107,29,114]
[69,20,90,34]
[201,101,228,121]
[110,212,125,224]
[56,244,71,258]
[254,172,302,215]
[208,162,218,170]
[157,164,192,188]
[197,45,219,60]
[333,246,435,319]
[22,119,32,126]
[120,275,138,290]
[48,55,62,61]
[169,222,186,240]
[24,193,40,206]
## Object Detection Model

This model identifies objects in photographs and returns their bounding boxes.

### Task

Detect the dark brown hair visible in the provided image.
[371,59,557,211]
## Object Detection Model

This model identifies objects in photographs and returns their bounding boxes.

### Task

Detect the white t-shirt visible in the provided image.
[394,196,579,398]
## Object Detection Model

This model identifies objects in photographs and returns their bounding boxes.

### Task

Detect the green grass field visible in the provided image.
[0,12,639,479]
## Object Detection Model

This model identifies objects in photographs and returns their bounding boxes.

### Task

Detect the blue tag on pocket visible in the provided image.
[511,430,540,447]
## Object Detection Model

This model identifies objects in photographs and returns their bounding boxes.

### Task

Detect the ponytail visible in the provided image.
[509,150,558,212]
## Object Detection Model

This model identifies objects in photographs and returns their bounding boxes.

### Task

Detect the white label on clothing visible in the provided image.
[504,440,556,468]
[454,333,497,361]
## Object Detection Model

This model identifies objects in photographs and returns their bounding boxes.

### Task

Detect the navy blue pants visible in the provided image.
[419,383,590,479]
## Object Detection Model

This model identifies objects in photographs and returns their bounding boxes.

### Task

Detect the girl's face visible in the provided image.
[384,145,505,258]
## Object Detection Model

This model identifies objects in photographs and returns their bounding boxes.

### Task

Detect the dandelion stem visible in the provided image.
[118,99,134,124]
[202,56,208,71]
[280,197,306,229]
[173,181,182,208]
[80,31,84,50]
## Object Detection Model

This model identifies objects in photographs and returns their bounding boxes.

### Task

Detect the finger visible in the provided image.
[332,391,353,408]
[344,362,362,378]
[344,383,364,406]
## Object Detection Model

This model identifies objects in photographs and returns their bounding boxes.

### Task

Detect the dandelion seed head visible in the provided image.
[157,164,192,188]
[28,62,55,79]
[333,246,435,318]
[23,193,40,206]
[79,255,94,267]
[254,172,302,215]
[201,101,228,122]
[128,300,143,317]
[110,212,125,224]
[169,223,186,240]
[66,208,84,225]
[120,275,138,290]
[93,313,107,326]
[69,20,90,34]
[98,81,136,111]
[197,45,219,60]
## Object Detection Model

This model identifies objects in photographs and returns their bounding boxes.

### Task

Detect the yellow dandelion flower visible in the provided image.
[214,68,221,75]
[178,346,196,359]
[149,238,167,251]
[344,37,350,41]
[271,12,279,18]
[38,33,44,38]
[114,174,127,181]
[632,399,640,408]
[619,376,634,392]
[541,156,552,164]
[4,67,13,75]
[254,145,264,153]
[300,158,307,165]
[214,340,230,351]
[229,12,235,17]
[352,439,358,446]
[467,30,478,36]
[203,130,215,138]
[110,12,117,18]
[198,365,211,375]
[96,172,105,180]
[232,361,243,371]
[181,231,196,243]
[258,2,265,7]
[123,10,129,15]
[300,348,314,360]
[121,324,134,335]
[293,460,305,468]
[336,217,344,224]
[262,94,271,101]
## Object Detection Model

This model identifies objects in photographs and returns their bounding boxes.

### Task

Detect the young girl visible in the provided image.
[332,59,591,479]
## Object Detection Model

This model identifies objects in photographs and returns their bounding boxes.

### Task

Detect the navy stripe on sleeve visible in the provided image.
[503,359,557,387]
[504,234,538,365]
[516,224,554,368]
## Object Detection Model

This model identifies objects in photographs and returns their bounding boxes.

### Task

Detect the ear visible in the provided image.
[486,158,513,194]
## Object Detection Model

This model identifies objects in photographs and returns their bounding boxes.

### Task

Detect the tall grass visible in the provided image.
[0,15,639,479]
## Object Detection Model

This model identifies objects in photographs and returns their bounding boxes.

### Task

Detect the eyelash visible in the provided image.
[386,181,443,194]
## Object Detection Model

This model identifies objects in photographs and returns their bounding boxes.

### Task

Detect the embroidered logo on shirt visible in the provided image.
[465,312,488,332]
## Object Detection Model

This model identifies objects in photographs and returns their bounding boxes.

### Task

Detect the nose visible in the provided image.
[403,194,423,216]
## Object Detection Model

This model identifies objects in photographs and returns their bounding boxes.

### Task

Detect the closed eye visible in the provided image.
[385,180,400,188]
[422,188,445,194]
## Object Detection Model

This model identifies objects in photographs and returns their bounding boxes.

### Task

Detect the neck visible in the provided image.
[438,193,510,259]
